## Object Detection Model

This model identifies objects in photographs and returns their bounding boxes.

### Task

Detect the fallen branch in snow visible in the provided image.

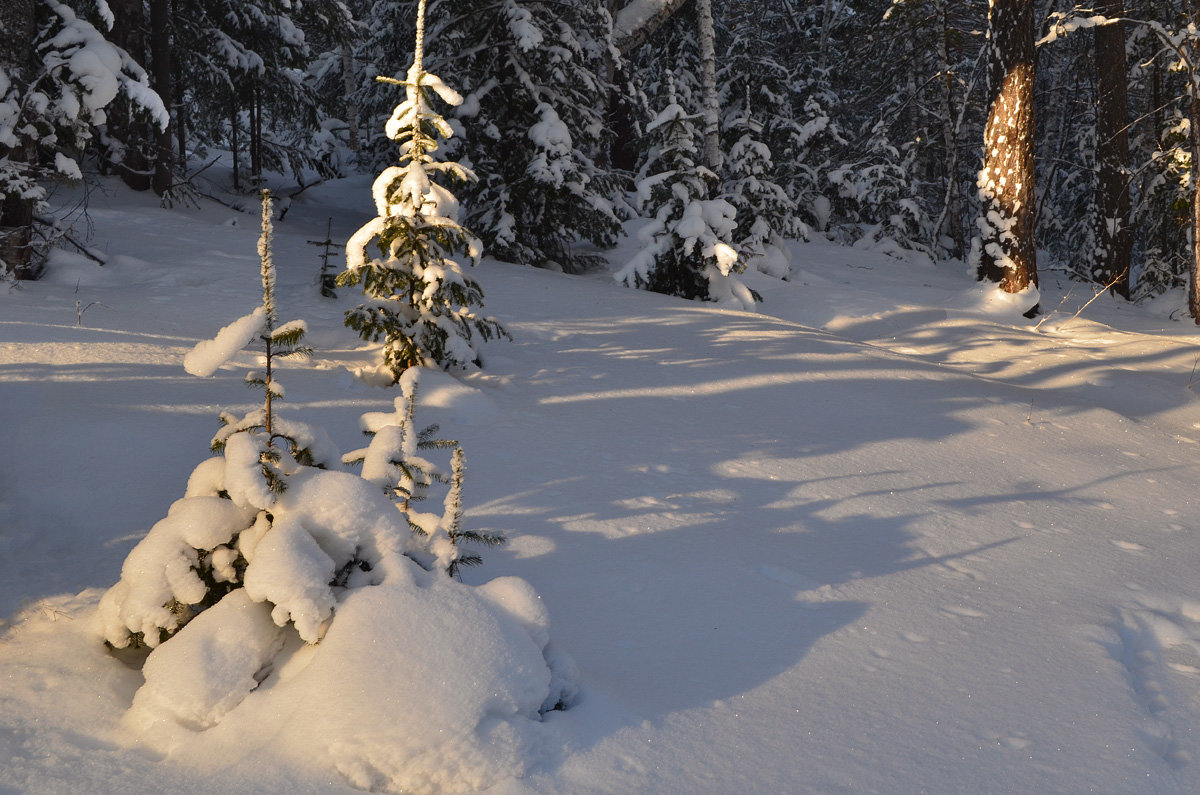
[1035,272,1124,332]
[33,217,107,265]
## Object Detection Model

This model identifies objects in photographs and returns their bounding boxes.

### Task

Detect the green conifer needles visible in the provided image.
[339,11,507,382]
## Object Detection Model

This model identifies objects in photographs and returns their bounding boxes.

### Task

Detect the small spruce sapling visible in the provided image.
[339,0,507,381]
[100,190,334,649]
[344,367,503,576]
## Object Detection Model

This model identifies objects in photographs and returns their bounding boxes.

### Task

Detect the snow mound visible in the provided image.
[951,281,1040,319]
[98,461,574,793]
[120,553,574,794]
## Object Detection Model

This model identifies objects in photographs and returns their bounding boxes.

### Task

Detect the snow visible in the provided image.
[183,308,267,377]
[3,174,1200,793]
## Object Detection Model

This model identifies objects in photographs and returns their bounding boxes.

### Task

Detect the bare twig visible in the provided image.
[76,299,111,326]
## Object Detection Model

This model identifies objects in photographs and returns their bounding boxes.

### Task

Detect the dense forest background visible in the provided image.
[4,0,1200,318]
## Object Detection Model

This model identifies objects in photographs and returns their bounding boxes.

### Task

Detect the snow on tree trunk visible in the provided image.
[973,0,1038,306]
[1089,0,1132,298]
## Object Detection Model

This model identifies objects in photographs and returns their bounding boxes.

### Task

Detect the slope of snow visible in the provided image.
[2,175,1200,793]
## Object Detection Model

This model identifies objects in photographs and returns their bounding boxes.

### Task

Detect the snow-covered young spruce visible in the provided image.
[339,2,506,381]
[618,72,754,309]
[97,187,575,793]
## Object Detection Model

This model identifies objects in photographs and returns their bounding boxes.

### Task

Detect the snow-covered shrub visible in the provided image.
[344,367,503,576]
[101,190,335,649]
[339,11,507,381]
[617,73,754,309]
[98,183,575,792]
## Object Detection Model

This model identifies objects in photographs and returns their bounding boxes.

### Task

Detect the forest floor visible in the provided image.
[2,174,1200,793]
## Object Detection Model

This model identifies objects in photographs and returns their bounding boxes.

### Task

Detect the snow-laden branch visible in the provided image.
[613,0,689,55]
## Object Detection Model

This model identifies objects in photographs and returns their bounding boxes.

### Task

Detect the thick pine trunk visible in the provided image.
[975,0,1038,301]
[0,0,40,279]
[1091,1,1132,297]
[1189,3,1200,322]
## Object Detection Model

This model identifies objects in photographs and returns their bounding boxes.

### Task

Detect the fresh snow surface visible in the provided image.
[4,173,1200,793]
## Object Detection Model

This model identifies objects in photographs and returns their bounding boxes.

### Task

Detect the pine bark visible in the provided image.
[1189,1,1200,322]
[975,0,1038,301]
[0,0,39,279]
[1090,1,1132,297]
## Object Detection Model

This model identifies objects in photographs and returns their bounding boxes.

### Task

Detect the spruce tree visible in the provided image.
[617,73,753,308]
[338,0,507,381]
[423,0,622,272]
[102,190,334,649]
[343,368,502,576]
[1,0,166,279]
[722,97,803,279]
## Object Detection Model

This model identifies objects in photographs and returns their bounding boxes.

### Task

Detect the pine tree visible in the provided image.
[827,119,932,258]
[617,73,754,308]
[338,0,507,381]
[201,191,324,498]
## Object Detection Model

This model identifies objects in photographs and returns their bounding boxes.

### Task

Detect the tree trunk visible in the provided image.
[819,0,835,72]
[342,44,360,152]
[695,0,721,176]
[1090,1,1132,297]
[975,0,1038,303]
[935,0,962,257]
[149,0,174,196]
[231,97,241,191]
[1189,3,1200,322]
[108,0,152,192]
[0,0,40,279]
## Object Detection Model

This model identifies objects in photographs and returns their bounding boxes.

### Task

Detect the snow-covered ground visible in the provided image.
[3,175,1200,794]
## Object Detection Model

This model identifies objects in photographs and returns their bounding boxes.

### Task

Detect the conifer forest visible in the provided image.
[4,2,1200,794]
